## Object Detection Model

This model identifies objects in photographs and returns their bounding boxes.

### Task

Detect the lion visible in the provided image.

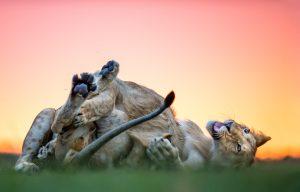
[15,60,183,172]
[15,61,271,172]
[146,119,271,169]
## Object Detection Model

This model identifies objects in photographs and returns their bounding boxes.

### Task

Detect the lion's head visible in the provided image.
[206,119,271,167]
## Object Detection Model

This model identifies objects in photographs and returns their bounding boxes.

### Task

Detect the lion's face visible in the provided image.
[206,120,271,167]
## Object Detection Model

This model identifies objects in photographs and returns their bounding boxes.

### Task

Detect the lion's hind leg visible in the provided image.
[51,72,97,133]
[15,108,55,173]
[92,60,119,92]
[98,60,119,80]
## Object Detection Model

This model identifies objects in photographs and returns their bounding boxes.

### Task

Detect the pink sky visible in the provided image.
[0,1,299,158]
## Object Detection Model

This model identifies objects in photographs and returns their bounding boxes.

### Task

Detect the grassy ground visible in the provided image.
[0,154,299,192]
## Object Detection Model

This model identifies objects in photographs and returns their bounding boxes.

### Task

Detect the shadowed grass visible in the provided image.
[1,154,299,192]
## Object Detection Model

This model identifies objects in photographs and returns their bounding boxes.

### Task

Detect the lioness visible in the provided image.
[15,61,183,172]
[15,61,270,172]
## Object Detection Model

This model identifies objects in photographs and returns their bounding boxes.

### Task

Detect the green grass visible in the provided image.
[0,154,299,192]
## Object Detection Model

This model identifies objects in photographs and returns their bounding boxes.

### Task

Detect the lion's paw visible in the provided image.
[146,137,181,167]
[72,72,97,98]
[63,149,79,165]
[15,161,39,173]
[99,60,119,79]
[37,140,56,160]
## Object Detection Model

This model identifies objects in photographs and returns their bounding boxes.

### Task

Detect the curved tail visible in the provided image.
[71,91,175,165]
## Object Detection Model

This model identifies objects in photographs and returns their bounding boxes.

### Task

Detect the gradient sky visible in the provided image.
[0,0,299,159]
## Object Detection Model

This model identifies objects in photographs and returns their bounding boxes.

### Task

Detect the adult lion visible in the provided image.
[15,61,183,172]
[15,61,270,172]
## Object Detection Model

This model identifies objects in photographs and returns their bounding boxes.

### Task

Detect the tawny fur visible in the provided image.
[15,61,185,171]
[206,120,271,167]
[15,61,270,172]
[146,119,271,169]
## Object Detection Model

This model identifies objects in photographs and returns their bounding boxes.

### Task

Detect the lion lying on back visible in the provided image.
[147,119,271,168]
[15,61,183,171]
[15,61,271,172]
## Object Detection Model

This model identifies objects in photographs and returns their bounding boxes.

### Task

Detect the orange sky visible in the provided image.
[0,1,299,159]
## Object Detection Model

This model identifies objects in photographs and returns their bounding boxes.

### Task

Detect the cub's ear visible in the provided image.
[253,130,271,147]
[162,133,172,142]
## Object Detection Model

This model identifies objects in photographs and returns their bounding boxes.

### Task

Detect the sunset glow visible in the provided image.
[0,1,299,159]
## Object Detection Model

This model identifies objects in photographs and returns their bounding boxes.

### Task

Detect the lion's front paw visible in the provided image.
[99,60,119,79]
[63,149,79,165]
[73,112,88,128]
[146,137,181,168]
[15,161,39,173]
[72,72,97,98]
[73,101,94,127]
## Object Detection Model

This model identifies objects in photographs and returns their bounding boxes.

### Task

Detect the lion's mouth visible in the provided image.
[212,122,224,132]
[206,121,228,140]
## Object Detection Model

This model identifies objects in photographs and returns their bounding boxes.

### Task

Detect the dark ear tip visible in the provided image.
[164,91,175,108]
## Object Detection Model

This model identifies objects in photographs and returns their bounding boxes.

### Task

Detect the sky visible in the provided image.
[0,0,299,159]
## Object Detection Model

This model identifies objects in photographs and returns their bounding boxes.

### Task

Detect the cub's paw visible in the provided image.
[99,60,119,79]
[146,137,181,167]
[73,113,87,128]
[71,73,97,98]
[73,103,92,127]
[15,161,39,173]
[37,140,56,160]
[63,149,79,165]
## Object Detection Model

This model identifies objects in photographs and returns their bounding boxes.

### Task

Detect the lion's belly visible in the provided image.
[89,132,132,167]
[89,109,133,167]
[90,109,176,167]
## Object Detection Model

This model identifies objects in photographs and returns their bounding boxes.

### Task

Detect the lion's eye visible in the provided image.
[244,128,250,134]
[236,144,242,152]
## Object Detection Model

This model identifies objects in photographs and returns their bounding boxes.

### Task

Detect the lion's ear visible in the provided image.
[253,130,271,147]
[162,133,172,141]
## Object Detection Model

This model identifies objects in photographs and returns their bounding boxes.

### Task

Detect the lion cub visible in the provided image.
[146,119,271,168]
